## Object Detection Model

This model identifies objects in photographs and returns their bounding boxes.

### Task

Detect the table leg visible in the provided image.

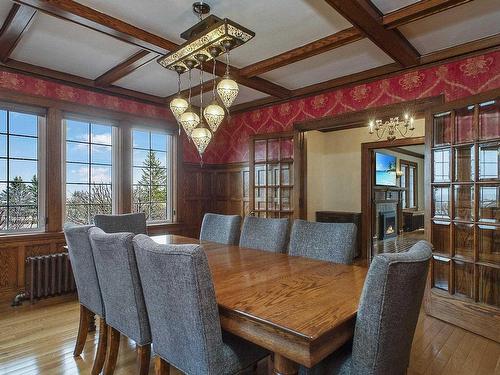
[273,353,298,375]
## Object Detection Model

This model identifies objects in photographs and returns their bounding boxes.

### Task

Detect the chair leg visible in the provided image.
[137,344,151,375]
[103,326,120,375]
[88,311,96,332]
[91,318,108,375]
[73,304,90,356]
[155,356,170,375]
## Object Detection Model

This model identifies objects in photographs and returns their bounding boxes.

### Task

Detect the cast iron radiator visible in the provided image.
[25,253,76,303]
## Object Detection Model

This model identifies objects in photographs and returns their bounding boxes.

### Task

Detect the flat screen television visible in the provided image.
[375,152,397,186]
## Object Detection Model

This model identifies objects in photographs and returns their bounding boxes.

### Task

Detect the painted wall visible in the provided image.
[306,119,425,221]
[183,51,500,164]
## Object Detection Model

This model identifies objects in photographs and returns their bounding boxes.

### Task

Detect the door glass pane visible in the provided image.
[267,139,279,161]
[433,148,450,182]
[454,145,474,182]
[479,185,499,223]
[433,257,449,291]
[433,112,452,146]
[255,165,266,186]
[478,266,499,308]
[280,138,294,160]
[433,186,450,218]
[254,140,266,162]
[454,223,474,260]
[455,106,474,143]
[254,188,266,210]
[478,225,500,265]
[454,185,474,221]
[267,164,280,186]
[432,221,450,255]
[267,188,279,210]
[454,260,474,299]
[281,187,292,211]
[281,163,293,186]
[479,100,499,140]
[479,142,499,180]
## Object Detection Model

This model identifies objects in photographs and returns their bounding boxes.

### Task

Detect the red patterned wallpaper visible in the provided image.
[183,51,500,164]
[0,70,173,120]
[0,51,498,165]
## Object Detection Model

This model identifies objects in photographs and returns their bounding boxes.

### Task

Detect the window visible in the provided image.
[64,118,116,225]
[132,129,173,222]
[0,108,45,232]
[400,159,418,209]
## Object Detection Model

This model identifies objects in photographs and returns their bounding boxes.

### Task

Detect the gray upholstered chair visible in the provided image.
[94,212,147,235]
[288,219,357,264]
[199,213,242,245]
[299,240,432,375]
[64,223,107,375]
[133,234,268,375]
[89,227,151,375]
[239,216,290,252]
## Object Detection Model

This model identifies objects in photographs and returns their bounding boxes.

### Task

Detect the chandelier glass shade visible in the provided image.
[191,125,212,156]
[179,109,200,137]
[369,114,415,141]
[169,96,189,120]
[203,101,225,132]
[160,1,254,162]
[217,75,239,108]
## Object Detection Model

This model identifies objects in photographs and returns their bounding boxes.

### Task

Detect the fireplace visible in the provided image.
[379,211,397,240]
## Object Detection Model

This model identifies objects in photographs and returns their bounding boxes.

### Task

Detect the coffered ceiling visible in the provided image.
[0,0,498,113]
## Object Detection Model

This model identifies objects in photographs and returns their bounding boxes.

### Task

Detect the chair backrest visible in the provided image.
[94,213,147,235]
[288,219,357,264]
[199,213,241,245]
[351,240,432,375]
[239,216,289,253]
[133,235,225,374]
[88,227,151,345]
[63,223,104,317]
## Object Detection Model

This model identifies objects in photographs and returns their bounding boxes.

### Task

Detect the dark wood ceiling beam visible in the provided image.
[14,0,178,53]
[95,50,157,87]
[1,58,166,104]
[239,27,363,78]
[324,0,420,66]
[383,0,473,29]
[0,4,37,63]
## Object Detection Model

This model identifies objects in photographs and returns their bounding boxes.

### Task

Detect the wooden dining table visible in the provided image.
[150,235,367,375]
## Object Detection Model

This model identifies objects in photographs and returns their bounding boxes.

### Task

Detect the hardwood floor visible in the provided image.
[0,296,498,375]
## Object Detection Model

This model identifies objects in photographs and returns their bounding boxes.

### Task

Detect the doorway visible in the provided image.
[361,137,426,262]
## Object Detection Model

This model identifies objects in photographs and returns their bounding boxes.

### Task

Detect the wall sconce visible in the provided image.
[396,170,404,177]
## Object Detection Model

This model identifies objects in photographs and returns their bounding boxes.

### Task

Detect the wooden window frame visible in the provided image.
[400,159,418,209]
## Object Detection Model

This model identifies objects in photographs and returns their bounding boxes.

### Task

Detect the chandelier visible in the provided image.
[158,1,255,161]
[368,114,415,141]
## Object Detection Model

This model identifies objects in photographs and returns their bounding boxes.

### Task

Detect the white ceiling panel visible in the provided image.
[400,0,500,54]
[0,1,13,26]
[78,0,352,67]
[10,13,141,79]
[260,39,394,90]
[190,85,268,107]
[114,60,179,97]
[371,0,418,14]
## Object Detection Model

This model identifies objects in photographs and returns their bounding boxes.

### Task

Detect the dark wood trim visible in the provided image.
[391,146,424,159]
[324,0,420,66]
[0,87,175,129]
[234,74,292,99]
[399,158,419,209]
[95,50,157,87]
[233,44,500,114]
[295,95,444,132]
[14,0,177,53]
[361,136,426,263]
[1,59,166,105]
[382,0,473,29]
[239,27,363,78]
[45,107,63,232]
[0,4,37,63]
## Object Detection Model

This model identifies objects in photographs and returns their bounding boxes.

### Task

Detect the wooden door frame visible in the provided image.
[361,136,425,263]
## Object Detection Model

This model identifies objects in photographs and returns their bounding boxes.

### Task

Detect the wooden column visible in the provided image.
[46,107,63,232]
[118,122,132,214]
